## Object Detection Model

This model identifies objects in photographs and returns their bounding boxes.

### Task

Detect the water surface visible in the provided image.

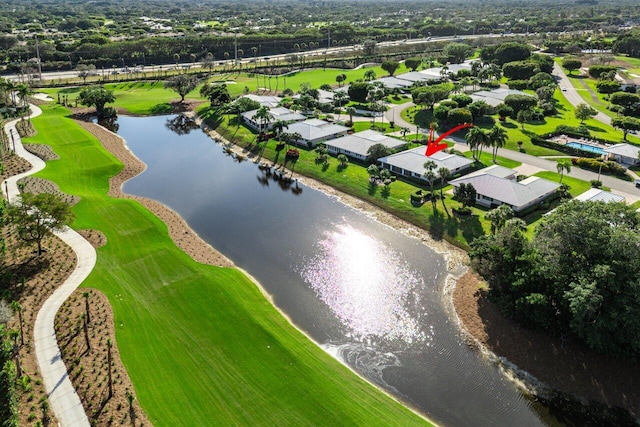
[121,114,553,426]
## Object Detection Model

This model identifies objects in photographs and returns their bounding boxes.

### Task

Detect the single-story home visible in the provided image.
[604,143,640,166]
[292,89,336,106]
[241,107,307,132]
[575,188,625,203]
[378,147,474,181]
[286,119,350,147]
[324,130,406,161]
[372,76,415,91]
[394,71,440,85]
[449,165,560,213]
[240,94,282,108]
[470,88,533,107]
[419,61,475,79]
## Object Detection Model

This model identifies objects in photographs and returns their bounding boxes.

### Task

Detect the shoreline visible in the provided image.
[77,109,639,423]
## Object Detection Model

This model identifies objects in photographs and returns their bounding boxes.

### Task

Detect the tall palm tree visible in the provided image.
[423,160,438,207]
[16,83,31,123]
[465,127,489,161]
[254,106,272,136]
[437,167,451,216]
[487,125,508,163]
[346,106,356,125]
[271,120,288,144]
[556,159,572,183]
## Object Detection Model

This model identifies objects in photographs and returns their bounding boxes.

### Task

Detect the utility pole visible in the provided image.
[327,28,331,49]
[35,35,42,80]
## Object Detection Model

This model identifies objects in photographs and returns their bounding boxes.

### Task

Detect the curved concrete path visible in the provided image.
[3,106,93,427]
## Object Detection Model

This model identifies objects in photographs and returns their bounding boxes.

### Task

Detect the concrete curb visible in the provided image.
[2,105,92,427]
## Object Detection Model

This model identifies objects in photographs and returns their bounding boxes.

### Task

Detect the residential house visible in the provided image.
[604,143,640,166]
[449,165,560,213]
[240,94,282,108]
[241,107,306,132]
[575,188,625,203]
[286,119,350,147]
[470,88,533,107]
[378,146,474,181]
[324,130,405,161]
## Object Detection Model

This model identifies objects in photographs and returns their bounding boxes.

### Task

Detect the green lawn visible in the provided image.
[462,151,522,169]
[534,171,592,197]
[27,104,431,426]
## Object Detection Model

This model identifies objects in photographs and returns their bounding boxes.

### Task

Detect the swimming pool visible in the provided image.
[566,141,606,155]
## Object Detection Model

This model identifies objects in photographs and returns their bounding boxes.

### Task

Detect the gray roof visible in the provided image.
[462,164,517,179]
[470,88,534,107]
[395,71,440,83]
[604,143,640,158]
[242,107,306,123]
[379,146,474,177]
[325,130,405,157]
[373,76,415,89]
[575,188,625,203]
[419,62,473,78]
[241,94,282,108]
[286,119,350,141]
[450,171,560,208]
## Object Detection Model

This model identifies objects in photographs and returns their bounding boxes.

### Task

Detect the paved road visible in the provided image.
[3,107,93,427]
[552,62,612,125]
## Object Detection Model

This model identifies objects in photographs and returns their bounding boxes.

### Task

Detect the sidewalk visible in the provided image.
[3,105,93,427]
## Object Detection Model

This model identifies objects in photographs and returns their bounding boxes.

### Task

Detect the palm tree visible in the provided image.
[271,120,288,145]
[485,204,514,235]
[556,159,572,183]
[173,53,180,71]
[364,69,376,81]
[254,106,272,137]
[337,154,349,168]
[423,160,438,207]
[346,106,356,125]
[438,167,451,216]
[16,83,31,123]
[465,127,489,161]
[487,125,508,163]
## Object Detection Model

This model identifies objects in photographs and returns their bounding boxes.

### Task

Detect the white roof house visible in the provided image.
[450,166,560,213]
[419,61,474,79]
[470,88,534,107]
[575,188,625,203]
[286,119,350,147]
[604,143,640,166]
[241,94,282,108]
[292,89,335,105]
[395,71,440,84]
[241,107,306,132]
[324,130,406,161]
[378,146,474,181]
[372,76,415,90]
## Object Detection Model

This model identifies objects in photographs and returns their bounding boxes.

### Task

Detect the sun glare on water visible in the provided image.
[301,224,427,345]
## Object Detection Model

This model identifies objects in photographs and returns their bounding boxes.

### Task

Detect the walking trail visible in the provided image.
[3,105,93,427]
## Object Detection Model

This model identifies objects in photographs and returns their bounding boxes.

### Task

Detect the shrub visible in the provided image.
[506,79,529,90]
[447,108,473,126]
[588,65,617,79]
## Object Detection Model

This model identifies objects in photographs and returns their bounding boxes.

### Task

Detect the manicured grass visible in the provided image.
[43,81,207,115]
[615,55,640,74]
[27,104,431,426]
[534,171,592,197]
[462,151,522,169]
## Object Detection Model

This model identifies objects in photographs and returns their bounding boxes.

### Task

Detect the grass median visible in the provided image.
[26,103,431,426]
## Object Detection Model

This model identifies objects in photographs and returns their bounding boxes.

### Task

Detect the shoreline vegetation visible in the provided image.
[20,96,638,424]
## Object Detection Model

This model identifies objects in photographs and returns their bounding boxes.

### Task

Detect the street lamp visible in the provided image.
[10,129,15,153]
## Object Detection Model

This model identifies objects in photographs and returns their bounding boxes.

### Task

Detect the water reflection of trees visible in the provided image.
[165,114,199,135]
[256,166,303,196]
[98,116,119,133]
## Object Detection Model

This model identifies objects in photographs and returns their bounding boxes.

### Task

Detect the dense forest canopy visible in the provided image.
[0,0,638,73]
